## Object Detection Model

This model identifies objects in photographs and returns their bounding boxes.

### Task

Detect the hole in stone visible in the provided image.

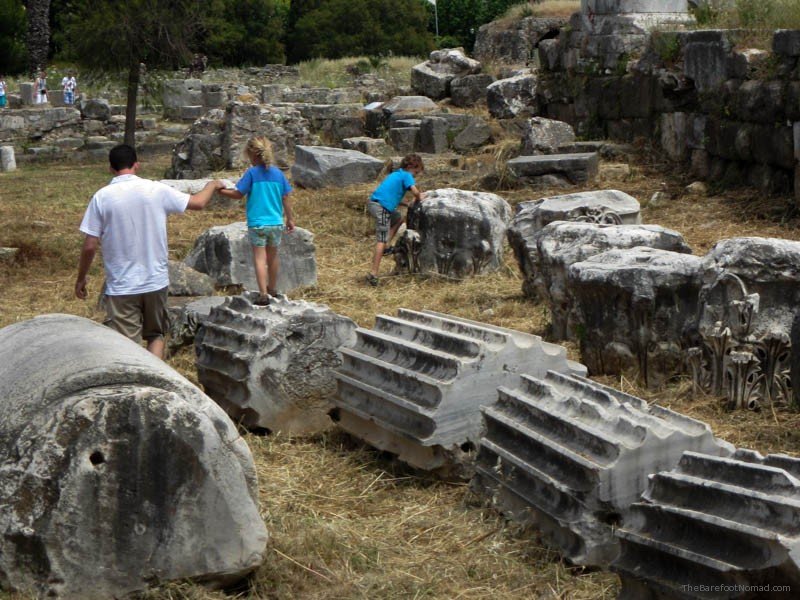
[329,408,341,422]
[460,441,476,453]
[89,451,105,466]
[601,512,621,527]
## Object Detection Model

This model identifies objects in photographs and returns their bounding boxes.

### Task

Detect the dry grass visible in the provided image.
[499,1,581,22]
[296,56,421,90]
[1,139,799,599]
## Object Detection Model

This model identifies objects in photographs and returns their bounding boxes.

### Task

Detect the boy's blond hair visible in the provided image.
[244,136,274,165]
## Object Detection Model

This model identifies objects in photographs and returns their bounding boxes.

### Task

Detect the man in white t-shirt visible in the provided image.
[75,144,224,359]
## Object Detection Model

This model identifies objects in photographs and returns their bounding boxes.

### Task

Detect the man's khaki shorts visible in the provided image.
[104,287,169,343]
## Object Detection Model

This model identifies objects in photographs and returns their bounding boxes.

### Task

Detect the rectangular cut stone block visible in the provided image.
[613,450,800,599]
[19,83,34,105]
[332,310,586,475]
[507,153,599,184]
[471,371,732,567]
[774,30,800,57]
[389,127,420,153]
[582,0,688,14]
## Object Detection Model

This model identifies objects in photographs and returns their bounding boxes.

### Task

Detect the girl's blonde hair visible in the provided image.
[244,136,274,165]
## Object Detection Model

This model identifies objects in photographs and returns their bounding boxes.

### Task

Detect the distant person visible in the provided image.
[61,71,78,105]
[34,70,47,104]
[365,153,425,287]
[75,144,224,359]
[0,75,7,108]
[218,136,294,305]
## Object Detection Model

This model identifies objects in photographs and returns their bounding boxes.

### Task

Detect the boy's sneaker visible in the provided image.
[382,246,395,256]
[254,294,271,306]
[365,274,379,287]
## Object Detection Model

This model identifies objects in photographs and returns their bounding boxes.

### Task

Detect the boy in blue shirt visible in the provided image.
[219,137,294,304]
[366,153,425,286]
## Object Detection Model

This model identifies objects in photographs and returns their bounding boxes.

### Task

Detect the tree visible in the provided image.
[60,0,204,147]
[0,0,27,74]
[288,0,433,63]
[431,0,518,49]
[25,0,50,74]
[201,0,289,66]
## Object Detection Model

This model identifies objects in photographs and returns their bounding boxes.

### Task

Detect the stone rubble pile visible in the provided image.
[471,370,733,567]
[0,314,267,599]
[613,449,800,598]
[196,294,357,434]
[332,309,585,474]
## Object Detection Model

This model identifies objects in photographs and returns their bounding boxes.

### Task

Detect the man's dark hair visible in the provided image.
[109,144,137,171]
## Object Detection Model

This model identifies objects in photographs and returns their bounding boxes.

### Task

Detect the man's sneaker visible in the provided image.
[365,274,379,287]
[382,246,395,256]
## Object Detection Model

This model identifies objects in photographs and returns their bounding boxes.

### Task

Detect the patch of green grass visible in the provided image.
[297,56,420,89]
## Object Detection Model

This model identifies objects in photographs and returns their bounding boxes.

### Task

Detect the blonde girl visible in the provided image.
[219,137,294,304]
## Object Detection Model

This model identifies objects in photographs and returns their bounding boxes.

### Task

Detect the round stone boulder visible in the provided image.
[0,314,268,599]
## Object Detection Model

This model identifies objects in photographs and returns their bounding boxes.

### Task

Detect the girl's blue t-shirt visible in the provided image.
[370,169,415,212]
[236,165,292,227]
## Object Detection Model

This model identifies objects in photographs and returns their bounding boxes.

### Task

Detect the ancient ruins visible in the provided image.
[2,0,800,597]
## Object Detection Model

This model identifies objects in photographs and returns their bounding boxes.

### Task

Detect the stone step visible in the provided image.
[506,152,599,184]
[374,314,484,358]
[613,450,800,596]
[335,373,437,440]
[339,347,444,409]
[494,384,630,465]
[483,392,609,491]
[354,328,463,380]
[675,451,800,496]
[475,437,583,522]
[646,472,800,535]
[470,370,731,568]
[624,502,785,570]
[398,309,520,346]
[332,308,586,472]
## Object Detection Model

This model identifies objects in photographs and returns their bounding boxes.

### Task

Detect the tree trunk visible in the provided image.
[124,62,140,148]
[26,0,51,75]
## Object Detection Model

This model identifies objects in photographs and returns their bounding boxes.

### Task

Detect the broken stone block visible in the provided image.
[184,223,317,293]
[161,79,204,119]
[688,237,800,410]
[341,136,390,156]
[507,153,599,186]
[452,117,492,152]
[472,370,732,568]
[0,314,268,598]
[159,178,239,209]
[333,309,586,474]
[450,73,494,107]
[568,247,703,386]
[19,82,34,105]
[525,222,692,339]
[223,103,319,171]
[296,103,365,143]
[291,145,384,189]
[614,449,800,598]
[411,48,482,100]
[196,293,357,434]
[487,72,538,120]
[168,260,216,296]
[393,188,511,279]
[511,189,642,237]
[521,117,576,156]
[79,98,111,121]
[418,116,449,154]
[389,127,420,153]
[168,296,227,351]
